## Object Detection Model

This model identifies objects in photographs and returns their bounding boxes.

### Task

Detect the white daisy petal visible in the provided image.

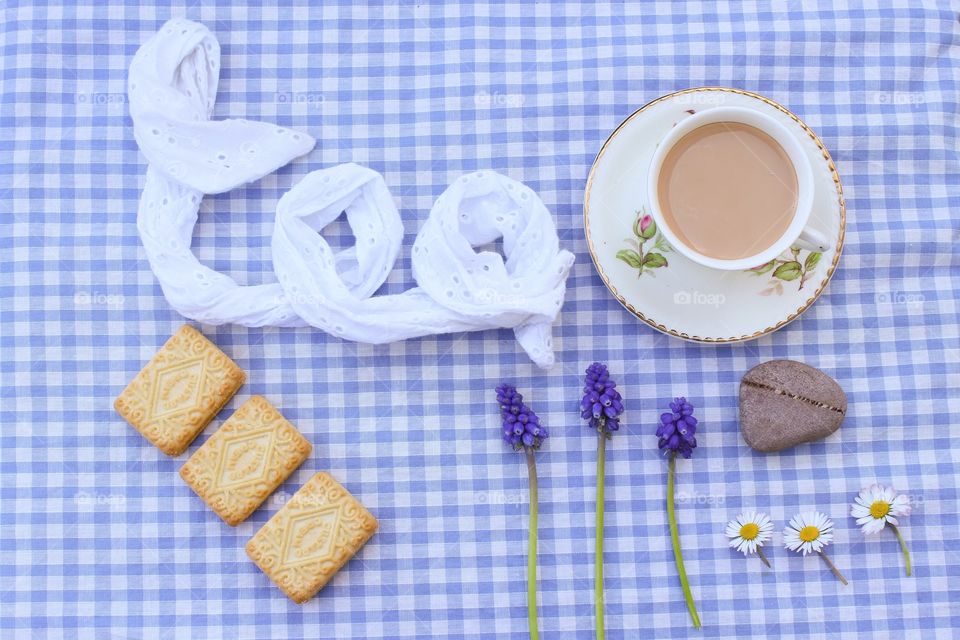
[783,528,801,550]
[881,486,895,503]
[890,494,911,517]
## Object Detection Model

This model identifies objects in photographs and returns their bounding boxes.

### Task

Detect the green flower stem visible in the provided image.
[817,550,848,585]
[525,448,540,640]
[890,523,912,577]
[595,427,606,640]
[756,546,771,568]
[667,453,701,629]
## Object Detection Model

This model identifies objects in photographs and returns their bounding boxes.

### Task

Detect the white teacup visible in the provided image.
[647,106,831,271]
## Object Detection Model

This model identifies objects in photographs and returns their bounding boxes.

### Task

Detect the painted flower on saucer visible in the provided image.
[750,246,823,295]
[616,210,670,278]
[850,484,913,576]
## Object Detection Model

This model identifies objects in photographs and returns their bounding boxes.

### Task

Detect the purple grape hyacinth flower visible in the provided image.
[494,383,546,637]
[657,396,697,458]
[497,384,548,450]
[580,362,624,433]
[580,362,624,638]
[658,396,702,628]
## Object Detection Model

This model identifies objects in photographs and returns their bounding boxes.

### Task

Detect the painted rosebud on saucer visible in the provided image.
[635,214,657,240]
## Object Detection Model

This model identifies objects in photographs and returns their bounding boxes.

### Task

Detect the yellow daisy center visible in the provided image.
[739,523,759,541]
[870,500,890,519]
[798,525,820,542]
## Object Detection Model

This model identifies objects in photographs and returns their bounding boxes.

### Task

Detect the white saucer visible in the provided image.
[583,87,846,342]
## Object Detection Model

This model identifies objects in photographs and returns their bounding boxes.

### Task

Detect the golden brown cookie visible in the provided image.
[114,325,246,456]
[179,396,312,526]
[246,472,378,604]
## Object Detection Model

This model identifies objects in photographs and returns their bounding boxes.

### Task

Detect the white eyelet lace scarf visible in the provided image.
[129,19,575,368]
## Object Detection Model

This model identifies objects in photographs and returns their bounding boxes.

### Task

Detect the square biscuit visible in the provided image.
[246,472,378,604]
[114,325,246,456]
[179,396,312,526]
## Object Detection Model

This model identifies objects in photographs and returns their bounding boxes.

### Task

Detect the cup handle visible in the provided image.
[794,225,832,253]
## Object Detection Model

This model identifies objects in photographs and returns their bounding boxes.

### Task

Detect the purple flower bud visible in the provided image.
[656,397,697,458]
[496,384,547,451]
[581,362,625,434]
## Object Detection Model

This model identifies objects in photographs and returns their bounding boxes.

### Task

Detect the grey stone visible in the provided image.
[739,360,847,453]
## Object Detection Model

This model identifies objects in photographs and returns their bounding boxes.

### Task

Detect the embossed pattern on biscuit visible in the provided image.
[246,472,378,604]
[114,325,246,456]
[179,396,312,526]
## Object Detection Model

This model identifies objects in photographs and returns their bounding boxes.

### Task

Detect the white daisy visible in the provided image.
[783,511,834,556]
[784,511,847,584]
[850,484,913,576]
[850,484,911,535]
[725,512,774,564]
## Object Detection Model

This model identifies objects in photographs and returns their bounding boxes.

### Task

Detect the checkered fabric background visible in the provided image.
[1,1,959,638]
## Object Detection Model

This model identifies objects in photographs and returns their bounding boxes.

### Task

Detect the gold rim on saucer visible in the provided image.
[583,86,846,343]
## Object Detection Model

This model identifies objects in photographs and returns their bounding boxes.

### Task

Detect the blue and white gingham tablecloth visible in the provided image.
[1,2,959,638]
